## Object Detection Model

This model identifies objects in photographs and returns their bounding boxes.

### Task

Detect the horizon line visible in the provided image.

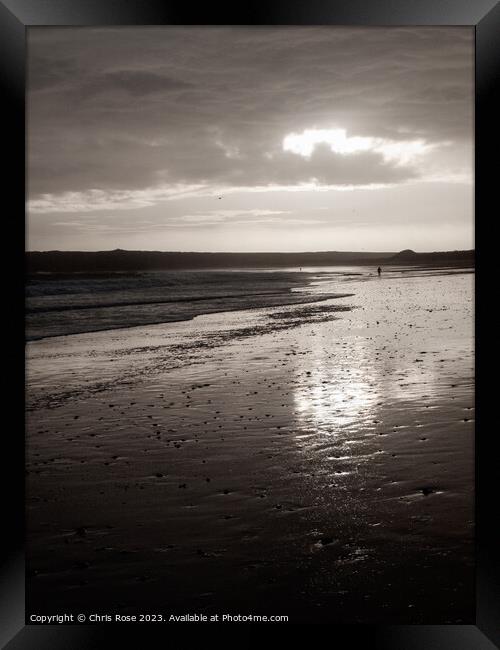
[26,248,475,255]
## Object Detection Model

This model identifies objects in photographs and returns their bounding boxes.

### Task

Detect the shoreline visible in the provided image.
[26,292,354,343]
[26,264,473,343]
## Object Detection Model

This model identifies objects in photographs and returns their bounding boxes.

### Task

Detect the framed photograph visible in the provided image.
[1,0,498,647]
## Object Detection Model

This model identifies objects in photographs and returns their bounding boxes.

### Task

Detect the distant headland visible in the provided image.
[26,249,475,274]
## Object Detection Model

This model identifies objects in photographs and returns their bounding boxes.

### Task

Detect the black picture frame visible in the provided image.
[1,1,498,646]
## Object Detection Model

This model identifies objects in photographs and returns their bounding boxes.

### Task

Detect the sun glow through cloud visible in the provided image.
[283,128,437,166]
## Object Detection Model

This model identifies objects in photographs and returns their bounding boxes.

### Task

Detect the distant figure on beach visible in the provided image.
[377,266,382,277]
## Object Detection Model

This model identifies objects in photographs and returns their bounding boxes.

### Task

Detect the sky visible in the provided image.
[27,27,474,252]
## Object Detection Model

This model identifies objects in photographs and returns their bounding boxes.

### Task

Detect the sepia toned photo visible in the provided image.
[26,26,474,624]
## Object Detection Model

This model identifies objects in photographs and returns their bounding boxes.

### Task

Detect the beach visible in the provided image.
[26,266,474,623]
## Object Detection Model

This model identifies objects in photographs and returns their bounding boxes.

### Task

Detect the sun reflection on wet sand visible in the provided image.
[289,269,471,492]
[294,361,379,433]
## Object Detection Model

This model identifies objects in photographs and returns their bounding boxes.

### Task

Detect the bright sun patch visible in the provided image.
[282,128,435,166]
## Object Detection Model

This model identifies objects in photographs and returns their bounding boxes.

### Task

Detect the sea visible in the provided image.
[26,269,343,340]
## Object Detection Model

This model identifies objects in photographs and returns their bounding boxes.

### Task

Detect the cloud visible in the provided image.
[27,26,473,207]
[43,208,325,236]
[28,55,80,91]
[180,209,291,223]
[101,70,193,95]
[28,184,206,213]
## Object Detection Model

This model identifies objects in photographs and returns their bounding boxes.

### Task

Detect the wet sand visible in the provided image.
[26,267,474,623]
